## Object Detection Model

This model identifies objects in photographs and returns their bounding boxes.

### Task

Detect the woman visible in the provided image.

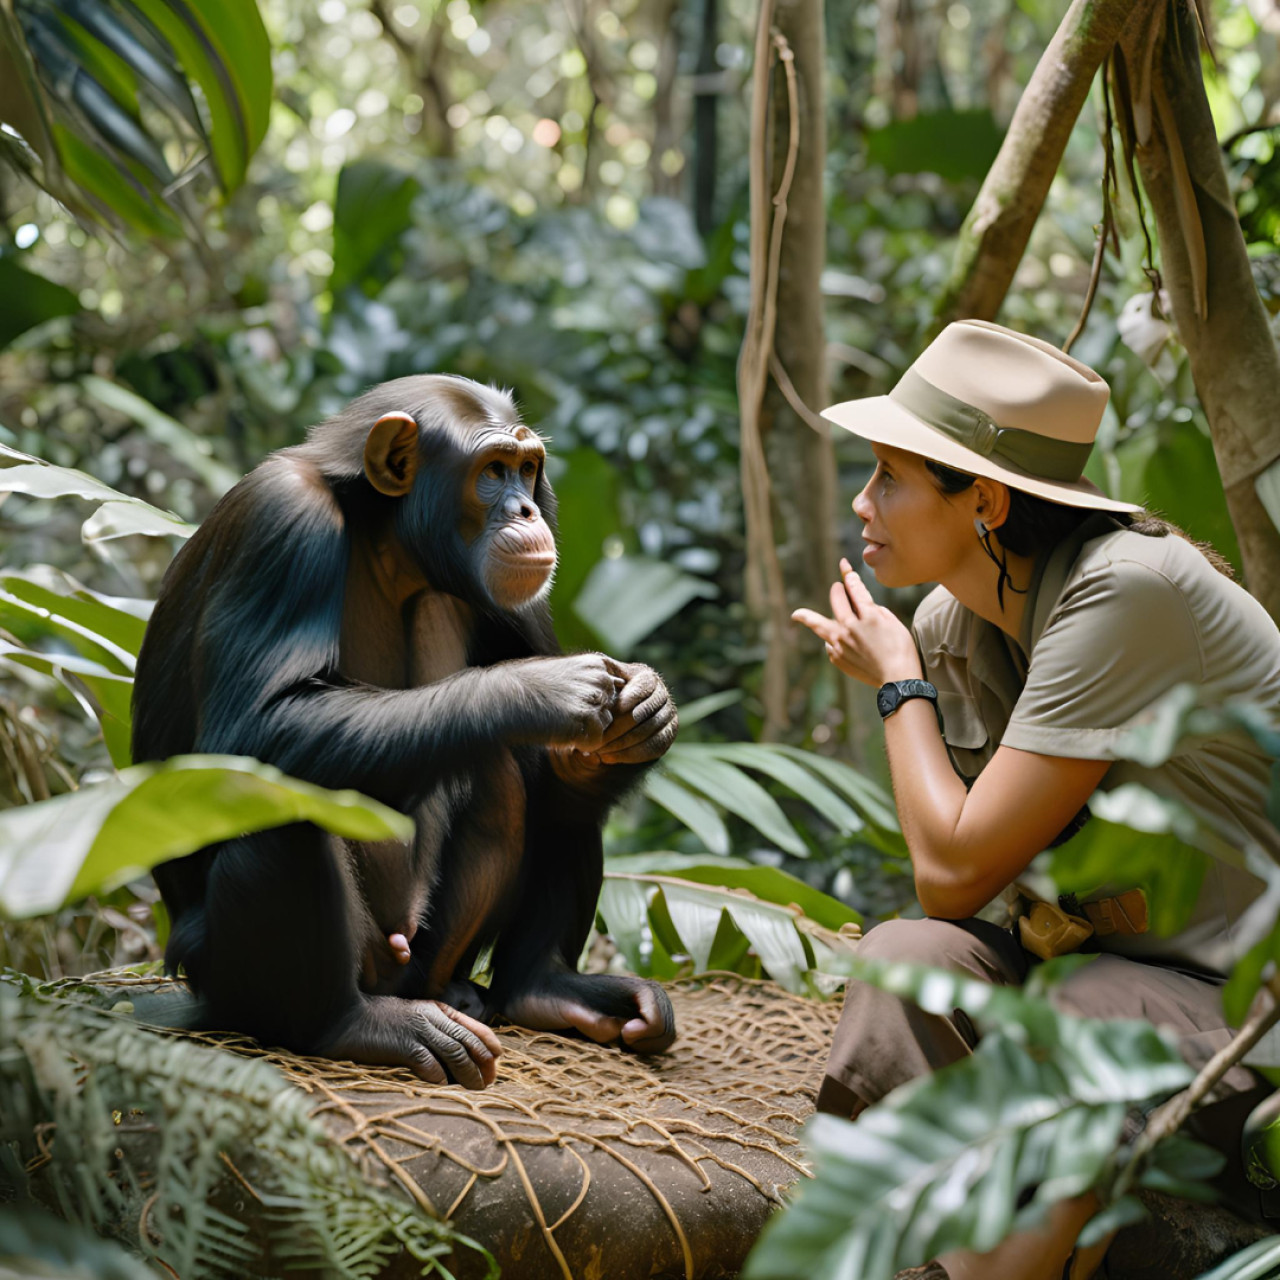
[792,319,1280,1280]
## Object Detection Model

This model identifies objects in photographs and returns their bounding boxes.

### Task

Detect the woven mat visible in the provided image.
[90,973,842,1279]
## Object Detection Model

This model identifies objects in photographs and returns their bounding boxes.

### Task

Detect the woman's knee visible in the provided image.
[856,915,1028,984]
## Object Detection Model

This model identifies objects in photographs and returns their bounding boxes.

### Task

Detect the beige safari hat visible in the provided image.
[821,319,1142,513]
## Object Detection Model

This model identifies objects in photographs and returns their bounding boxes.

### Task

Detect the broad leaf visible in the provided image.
[573,554,717,656]
[745,957,1197,1280]
[0,639,134,766]
[83,375,239,496]
[642,769,730,854]
[1194,1237,1280,1280]
[82,499,195,542]
[0,566,150,657]
[331,157,421,296]
[660,747,808,856]
[691,742,865,835]
[0,755,414,917]
[0,256,79,348]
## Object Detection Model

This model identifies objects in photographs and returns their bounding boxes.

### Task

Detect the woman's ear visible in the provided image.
[974,478,1012,531]
[364,412,419,497]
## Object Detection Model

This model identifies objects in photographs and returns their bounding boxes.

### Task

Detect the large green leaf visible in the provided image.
[607,852,861,932]
[330,157,421,296]
[598,870,855,992]
[865,109,1005,183]
[691,742,865,835]
[82,499,194,541]
[744,958,1197,1280]
[0,256,79,348]
[125,0,271,190]
[83,375,239,496]
[1195,1237,1280,1280]
[0,639,133,766]
[0,566,149,658]
[659,747,808,856]
[642,768,730,854]
[772,745,904,840]
[572,554,717,657]
[3,0,270,236]
[0,755,414,917]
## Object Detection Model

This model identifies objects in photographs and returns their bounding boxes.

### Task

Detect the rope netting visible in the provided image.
[86,973,842,1279]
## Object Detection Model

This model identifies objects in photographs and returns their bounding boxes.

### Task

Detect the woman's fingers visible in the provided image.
[791,607,840,645]
[841,561,876,611]
[830,580,856,623]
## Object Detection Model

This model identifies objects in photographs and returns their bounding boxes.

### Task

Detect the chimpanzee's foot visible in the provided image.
[502,973,676,1054]
[321,995,501,1088]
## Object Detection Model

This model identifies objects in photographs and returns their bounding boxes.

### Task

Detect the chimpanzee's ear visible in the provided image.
[363,412,419,497]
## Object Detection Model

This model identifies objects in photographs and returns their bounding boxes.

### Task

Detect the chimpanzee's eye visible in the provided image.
[521,461,537,480]
[483,461,505,481]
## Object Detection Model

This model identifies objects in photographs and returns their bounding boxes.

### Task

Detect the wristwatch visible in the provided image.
[876,679,941,726]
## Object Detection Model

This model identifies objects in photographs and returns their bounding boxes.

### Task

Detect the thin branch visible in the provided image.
[1114,972,1280,1201]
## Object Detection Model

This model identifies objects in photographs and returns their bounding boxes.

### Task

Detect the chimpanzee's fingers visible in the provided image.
[616,667,659,716]
[620,981,676,1053]
[596,703,677,759]
[627,680,670,726]
[419,1003,500,1089]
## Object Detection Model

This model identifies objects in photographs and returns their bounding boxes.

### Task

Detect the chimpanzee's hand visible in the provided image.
[322,994,502,1089]
[520,653,626,750]
[594,662,677,765]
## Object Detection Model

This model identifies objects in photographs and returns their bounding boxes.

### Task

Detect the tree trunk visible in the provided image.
[932,0,1148,330]
[1118,2,1280,621]
[738,0,836,737]
[693,0,719,234]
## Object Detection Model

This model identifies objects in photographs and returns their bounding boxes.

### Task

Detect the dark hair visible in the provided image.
[923,459,1234,609]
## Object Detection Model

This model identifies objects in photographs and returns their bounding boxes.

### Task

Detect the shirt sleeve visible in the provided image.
[1001,556,1205,759]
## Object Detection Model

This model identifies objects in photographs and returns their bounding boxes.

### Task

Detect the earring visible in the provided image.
[974,518,989,538]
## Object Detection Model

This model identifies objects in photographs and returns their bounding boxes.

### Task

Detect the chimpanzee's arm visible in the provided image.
[138,463,617,805]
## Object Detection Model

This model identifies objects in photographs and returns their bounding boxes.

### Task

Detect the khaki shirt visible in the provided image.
[912,516,1280,976]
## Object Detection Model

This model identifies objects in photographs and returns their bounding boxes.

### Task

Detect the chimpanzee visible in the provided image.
[132,376,679,1088]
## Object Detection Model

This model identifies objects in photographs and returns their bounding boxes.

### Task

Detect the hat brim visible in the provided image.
[822,394,1142,514]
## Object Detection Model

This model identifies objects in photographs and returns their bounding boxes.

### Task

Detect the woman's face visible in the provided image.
[851,444,975,588]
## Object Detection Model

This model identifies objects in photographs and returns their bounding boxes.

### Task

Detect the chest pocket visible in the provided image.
[937,691,992,783]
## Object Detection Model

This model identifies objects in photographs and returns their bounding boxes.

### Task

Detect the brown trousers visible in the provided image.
[819,917,1270,1216]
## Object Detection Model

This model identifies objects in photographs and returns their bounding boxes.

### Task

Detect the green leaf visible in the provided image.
[0,257,79,349]
[82,375,240,496]
[0,567,149,658]
[126,0,272,192]
[0,639,134,766]
[642,768,730,854]
[674,689,743,728]
[83,498,195,541]
[1193,1235,1280,1280]
[0,578,139,673]
[572,555,717,657]
[865,109,1005,183]
[1141,420,1242,574]
[772,745,903,837]
[608,852,860,931]
[1050,784,1210,938]
[596,875,655,974]
[745,959,1194,1280]
[691,742,865,835]
[0,755,414,917]
[661,747,808,856]
[653,883,722,973]
[52,120,180,237]
[330,158,421,296]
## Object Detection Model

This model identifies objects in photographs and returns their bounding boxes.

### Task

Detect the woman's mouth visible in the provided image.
[861,537,885,562]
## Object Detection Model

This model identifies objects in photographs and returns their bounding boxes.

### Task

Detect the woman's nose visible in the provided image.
[851,484,873,523]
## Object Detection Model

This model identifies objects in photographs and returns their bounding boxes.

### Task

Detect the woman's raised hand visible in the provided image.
[791,558,923,687]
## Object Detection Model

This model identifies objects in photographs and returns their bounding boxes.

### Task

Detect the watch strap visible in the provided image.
[876,679,939,720]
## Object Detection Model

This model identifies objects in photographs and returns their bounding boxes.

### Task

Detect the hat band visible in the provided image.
[890,368,1094,483]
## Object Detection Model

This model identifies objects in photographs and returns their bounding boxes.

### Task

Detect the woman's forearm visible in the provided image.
[880,697,990,916]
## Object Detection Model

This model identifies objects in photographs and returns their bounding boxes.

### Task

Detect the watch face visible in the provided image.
[876,686,898,717]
